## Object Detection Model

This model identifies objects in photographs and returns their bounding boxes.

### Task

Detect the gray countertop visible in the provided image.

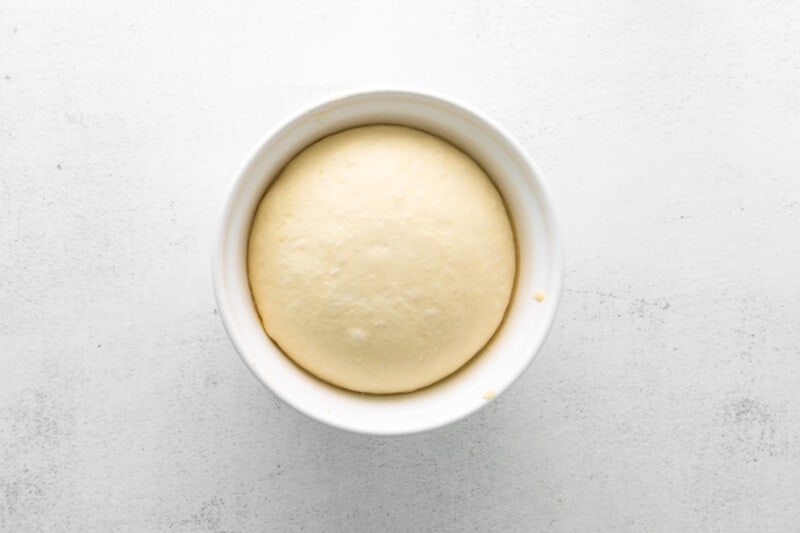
[2,2,799,531]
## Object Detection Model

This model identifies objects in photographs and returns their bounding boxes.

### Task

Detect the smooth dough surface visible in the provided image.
[248,125,516,394]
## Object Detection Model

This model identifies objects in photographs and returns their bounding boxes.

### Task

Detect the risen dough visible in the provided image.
[248,125,516,394]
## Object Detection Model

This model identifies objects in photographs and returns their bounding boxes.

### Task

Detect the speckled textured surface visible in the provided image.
[1,2,799,532]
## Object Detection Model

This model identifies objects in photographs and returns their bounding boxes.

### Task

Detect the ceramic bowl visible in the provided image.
[212,88,563,435]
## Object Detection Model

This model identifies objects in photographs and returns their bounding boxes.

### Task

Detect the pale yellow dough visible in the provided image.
[247,125,516,394]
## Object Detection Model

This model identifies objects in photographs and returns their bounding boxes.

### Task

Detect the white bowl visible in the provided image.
[213,88,564,435]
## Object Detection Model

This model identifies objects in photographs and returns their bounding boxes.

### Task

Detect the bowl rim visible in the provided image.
[212,86,565,435]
